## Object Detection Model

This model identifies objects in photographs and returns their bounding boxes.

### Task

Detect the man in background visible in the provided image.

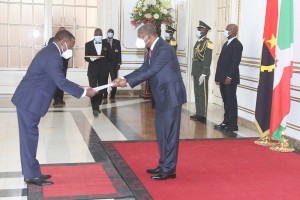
[215,24,243,132]
[85,28,112,117]
[190,21,213,123]
[165,26,177,51]
[48,27,69,106]
[103,29,122,100]
[114,24,186,181]
[12,30,97,186]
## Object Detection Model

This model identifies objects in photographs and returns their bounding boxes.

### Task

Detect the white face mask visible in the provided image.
[135,35,149,48]
[196,30,201,38]
[61,42,73,59]
[165,32,170,39]
[223,30,230,38]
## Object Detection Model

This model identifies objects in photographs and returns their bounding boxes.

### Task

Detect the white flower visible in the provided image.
[153,13,159,19]
[142,7,147,11]
[162,9,168,14]
[145,13,152,19]
[150,0,156,6]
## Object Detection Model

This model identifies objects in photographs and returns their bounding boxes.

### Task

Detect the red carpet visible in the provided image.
[27,162,133,199]
[104,139,300,200]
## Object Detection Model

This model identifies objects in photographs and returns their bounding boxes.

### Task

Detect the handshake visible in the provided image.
[112,77,128,87]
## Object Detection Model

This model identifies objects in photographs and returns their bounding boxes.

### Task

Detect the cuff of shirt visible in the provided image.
[81,88,87,97]
[226,76,232,79]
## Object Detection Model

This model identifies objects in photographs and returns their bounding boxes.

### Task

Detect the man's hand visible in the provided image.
[116,65,120,70]
[86,87,97,97]
[113,78,127,87]
[224,77,232,85]
[90,57,97,62]
[199,74,205,85]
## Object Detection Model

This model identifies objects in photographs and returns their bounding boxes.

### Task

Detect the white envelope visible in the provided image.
[93,83,114,92]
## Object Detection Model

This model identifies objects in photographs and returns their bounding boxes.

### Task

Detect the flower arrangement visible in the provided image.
[130,0,174,28]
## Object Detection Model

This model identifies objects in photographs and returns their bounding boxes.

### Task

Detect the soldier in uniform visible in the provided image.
[190,21,213,123]
[165,26,177,51]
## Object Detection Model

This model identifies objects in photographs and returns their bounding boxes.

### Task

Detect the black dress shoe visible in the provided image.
[93,110,99,117]
[197,116,206,123]
[146,166,161,174]
[96,109,101,113]
[214,123,228,130]
[24,178,54,186]
[151,171,176,180]
[224,126,238,131]
[41,174,51,180]
[190,115,199,119]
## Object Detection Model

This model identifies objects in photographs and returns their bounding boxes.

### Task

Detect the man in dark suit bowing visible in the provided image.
[103,29,122,100]
[114,24,186,180]
[11,30,97,186]
[85,28,112,117]
[215,24,243,132]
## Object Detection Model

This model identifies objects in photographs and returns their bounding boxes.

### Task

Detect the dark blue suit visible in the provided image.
[11,43,84,179]
[215,38,243,128]
[125,38,186,173]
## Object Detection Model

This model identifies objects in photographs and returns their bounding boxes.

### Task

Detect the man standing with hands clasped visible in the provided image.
[12,30,97,186]
[214,24,243,132]
[190,21,213,123]
[113,24,186,180]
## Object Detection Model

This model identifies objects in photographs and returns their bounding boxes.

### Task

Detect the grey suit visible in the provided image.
[125,38,186,173]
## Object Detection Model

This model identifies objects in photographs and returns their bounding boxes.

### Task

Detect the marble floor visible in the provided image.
[0,95,259,200]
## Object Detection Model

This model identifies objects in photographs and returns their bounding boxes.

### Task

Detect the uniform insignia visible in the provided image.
[207,41,213,49]
[170,39,177,46]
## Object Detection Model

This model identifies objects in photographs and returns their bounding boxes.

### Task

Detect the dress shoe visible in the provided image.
[190,115,199,120]
[197,116,206,123]
[24,177,54,186]
[96,109,101,113]
[214,123,228,130]
[109,96,115,100]
[224,125,238,131]
[151,171,176,180]
[146,166,161,174]
[93,110,99,117]
[41,174,51,180]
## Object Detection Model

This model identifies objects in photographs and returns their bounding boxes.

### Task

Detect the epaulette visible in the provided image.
[207,40,213,49]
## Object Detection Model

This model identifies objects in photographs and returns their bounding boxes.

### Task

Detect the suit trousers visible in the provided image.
[107,66,119,98]
[219,83,238,127]
[155,105,182,173]
[88,75,108,111]
[16,107,42,179]
[193,75,209,117]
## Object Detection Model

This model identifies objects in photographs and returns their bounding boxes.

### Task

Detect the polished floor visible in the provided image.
[0,95,259,199]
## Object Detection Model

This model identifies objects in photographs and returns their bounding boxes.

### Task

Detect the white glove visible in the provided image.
[199,74,206,85]
[90,57,97,62]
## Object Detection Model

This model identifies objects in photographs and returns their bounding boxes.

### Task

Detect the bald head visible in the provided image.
[226,24,238,38]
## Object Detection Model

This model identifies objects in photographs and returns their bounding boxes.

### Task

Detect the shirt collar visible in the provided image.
[227,36,237,45]
[150,37,159,51]
[53,42,62,55]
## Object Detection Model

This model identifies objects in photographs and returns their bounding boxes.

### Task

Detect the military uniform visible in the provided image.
[165,26,177,51]
[191,21,213,121]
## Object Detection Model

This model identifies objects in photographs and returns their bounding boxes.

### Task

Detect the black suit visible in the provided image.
[215,38,243,128]
[103,38,122,98]
[84,40,112,111]
[48,37,69,103]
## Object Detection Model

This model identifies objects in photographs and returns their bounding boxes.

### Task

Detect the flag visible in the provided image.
[254,0,278,136]
[270,0,294,141]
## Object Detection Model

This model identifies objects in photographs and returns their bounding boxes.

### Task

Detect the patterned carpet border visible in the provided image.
[102,142,154,200]
[27,162,134,200]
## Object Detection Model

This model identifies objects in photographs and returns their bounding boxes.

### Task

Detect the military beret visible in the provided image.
[197,21,211,30]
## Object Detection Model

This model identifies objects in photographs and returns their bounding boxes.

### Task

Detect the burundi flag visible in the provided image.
[254,0,278,136]
[270,0,294,141]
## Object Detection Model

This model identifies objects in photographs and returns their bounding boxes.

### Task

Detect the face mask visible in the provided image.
[107,32,114,38]
[94,36,102,42]
[135,35,149,48]
[165,32,170,39]
[61,42,73,59]
[223,30,230,38]
[196,30,201,38]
